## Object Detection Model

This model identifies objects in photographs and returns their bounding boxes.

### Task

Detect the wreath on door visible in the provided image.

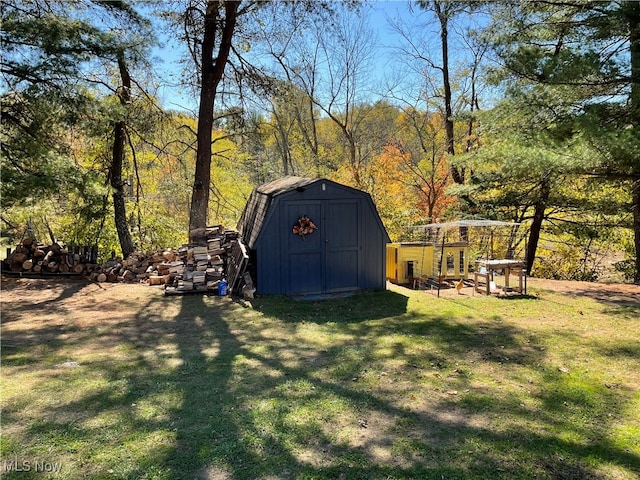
[292,215,317,238]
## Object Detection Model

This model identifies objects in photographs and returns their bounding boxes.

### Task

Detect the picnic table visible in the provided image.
[474,259,526,295]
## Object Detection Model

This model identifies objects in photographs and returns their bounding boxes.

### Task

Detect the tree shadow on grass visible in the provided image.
[166,294,270,479]
[2,283,638,479]
[160,294,638,479]
[161,295,468,479]
[162,293,455,479]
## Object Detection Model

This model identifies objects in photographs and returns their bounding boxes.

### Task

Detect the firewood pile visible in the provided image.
[97,225,250,296]
[161,226,241,295]
[2,238,100,275]
[2,226,252,296]
[94,250,172,284]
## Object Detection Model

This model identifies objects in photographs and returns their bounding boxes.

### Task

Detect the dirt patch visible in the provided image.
[1,275,153,307]
[408,276,639,302]
[2,274,638,307]
[0,276,161,349]
[524,277,640,303]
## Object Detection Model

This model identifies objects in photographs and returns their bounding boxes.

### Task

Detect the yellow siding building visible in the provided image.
[386,242,469,285]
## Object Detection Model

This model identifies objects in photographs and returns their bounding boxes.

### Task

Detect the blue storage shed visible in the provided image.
[237,176,390,296]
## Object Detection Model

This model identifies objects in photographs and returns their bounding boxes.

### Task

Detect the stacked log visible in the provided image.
[94,250,176,284]
[3,239,99,275]
[90,225,249,296]
[2,226,252,296]
[164,225,235,294]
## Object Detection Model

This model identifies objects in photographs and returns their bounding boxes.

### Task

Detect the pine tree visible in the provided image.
[478,0,640,282]
[1,0,153,257]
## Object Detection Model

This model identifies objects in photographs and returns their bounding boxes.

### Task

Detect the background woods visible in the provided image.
[1,0,637,283]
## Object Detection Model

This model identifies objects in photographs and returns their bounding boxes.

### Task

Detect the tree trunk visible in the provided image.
[526,173,551,275]
[189,0,240,231]
[435,1,464,185]
[347,132,360,187]
[632,178,640,284]
[307,97,320,175]
[294,95,320,175]
[624,0,640,283]
[272,108,293,175]
[111,53,135,259]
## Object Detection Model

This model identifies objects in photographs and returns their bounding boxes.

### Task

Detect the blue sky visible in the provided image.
[152,1,484,113]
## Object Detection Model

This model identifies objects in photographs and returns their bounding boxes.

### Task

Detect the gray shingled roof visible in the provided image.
[237,176,319,249]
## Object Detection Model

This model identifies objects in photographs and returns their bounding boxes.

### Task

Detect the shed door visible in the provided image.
[286,202,323,295]
[284,200,360,295]
[325,200,359,292]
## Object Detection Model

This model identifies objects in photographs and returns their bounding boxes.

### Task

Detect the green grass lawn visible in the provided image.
[1,279,639,479]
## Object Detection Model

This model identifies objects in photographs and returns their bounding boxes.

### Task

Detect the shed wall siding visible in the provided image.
[246,178,388,295]
[360,198,387,289]
[255,203,283,294]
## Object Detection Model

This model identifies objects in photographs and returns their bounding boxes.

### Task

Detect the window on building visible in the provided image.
[446,254,454,275]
